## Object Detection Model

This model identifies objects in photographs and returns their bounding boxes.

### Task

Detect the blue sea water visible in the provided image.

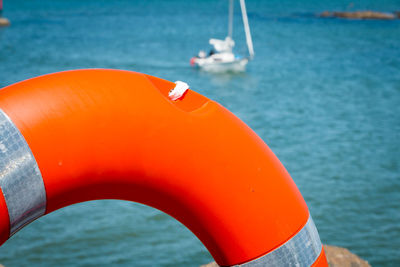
[0,0,399,266]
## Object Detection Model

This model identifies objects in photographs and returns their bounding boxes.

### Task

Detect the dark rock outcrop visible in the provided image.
[200,262,218,267]
[0,17,10,27]
[200,245,370,267]
[325,245,370,267]
[320,10,396,20]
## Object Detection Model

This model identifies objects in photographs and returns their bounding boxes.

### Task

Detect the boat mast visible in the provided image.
[239,0,254,59]
[228,0,234,38]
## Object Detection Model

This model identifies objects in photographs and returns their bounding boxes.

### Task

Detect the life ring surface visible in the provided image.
[0,69,327,266]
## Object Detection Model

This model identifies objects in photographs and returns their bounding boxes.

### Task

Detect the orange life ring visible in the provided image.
[0,69,327,266]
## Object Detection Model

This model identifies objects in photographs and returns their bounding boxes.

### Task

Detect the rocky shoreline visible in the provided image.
[200,245,370,267]
[319,10,400,20]
[0,17,10,27]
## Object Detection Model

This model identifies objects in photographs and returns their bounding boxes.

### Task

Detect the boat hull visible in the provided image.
[194,58,248,73]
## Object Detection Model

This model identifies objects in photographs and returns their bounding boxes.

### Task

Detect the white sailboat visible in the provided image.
[190,0,254,72]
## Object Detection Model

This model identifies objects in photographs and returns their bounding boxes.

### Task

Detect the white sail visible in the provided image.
[228,0,234,38]
[190,0,254,72]
[239,0,254,59]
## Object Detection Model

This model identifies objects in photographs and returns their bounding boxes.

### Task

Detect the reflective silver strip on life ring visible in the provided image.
[0,109,46,236]
[234,216,322,267]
